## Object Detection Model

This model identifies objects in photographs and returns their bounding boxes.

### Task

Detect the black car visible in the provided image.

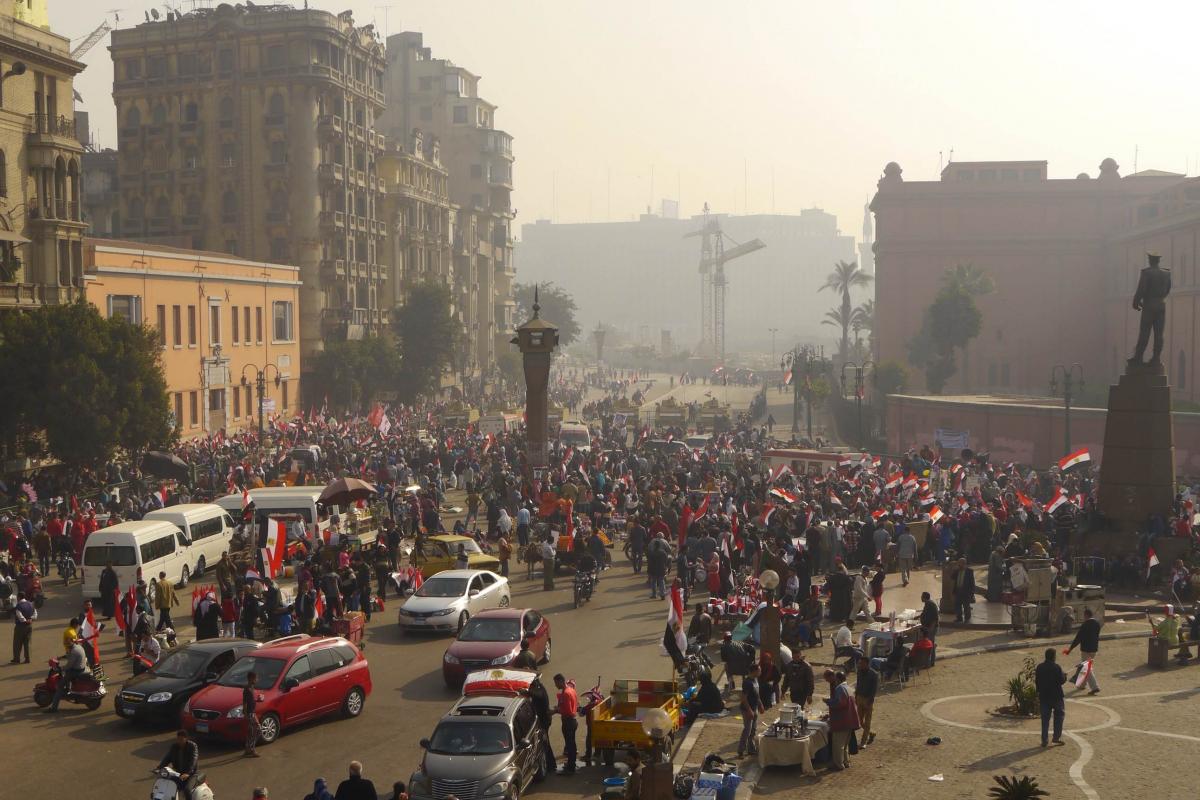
[115,639,260,724]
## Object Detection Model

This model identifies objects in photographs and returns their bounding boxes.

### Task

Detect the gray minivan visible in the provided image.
[409,692,547,800]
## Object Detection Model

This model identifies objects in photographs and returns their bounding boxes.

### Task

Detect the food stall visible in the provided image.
[591,678,683,767]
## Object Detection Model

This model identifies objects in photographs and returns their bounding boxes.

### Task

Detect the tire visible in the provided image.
[195,556,206,577]
[533,748,548,783]
[256,712,281,745]
[85,698,102,711]
[343,687,365,718]
[499,594,511,608]
[573,585,582,608]
[33,689,51,708]
[541,639,551,664]
[178,566,190,589]
[457,611,470,634]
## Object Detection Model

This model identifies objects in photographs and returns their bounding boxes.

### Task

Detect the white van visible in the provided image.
[143,503,236,579]
[81,520,190,599]
[559,421,593,454]
[479,413,521,436]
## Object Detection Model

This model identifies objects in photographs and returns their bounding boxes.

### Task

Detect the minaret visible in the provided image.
[858,201,875,274]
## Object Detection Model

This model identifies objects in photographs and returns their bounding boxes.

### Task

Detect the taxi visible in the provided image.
[412,534,500,578]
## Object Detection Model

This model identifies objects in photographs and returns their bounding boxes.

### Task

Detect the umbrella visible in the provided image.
[319,477,377,506]
[142,450,191,481]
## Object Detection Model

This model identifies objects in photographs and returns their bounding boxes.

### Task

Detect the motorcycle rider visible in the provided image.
[45,638,88,712]
[156,729,200,799]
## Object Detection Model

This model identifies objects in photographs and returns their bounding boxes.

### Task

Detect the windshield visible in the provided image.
[452,540,483,555]
[429,721,513,755]
[151,648,211,679]
[457,618,520,643]
[561,430,590,445]
[83,544,137,567]
[416,577,468,598]
[218,656,286,688]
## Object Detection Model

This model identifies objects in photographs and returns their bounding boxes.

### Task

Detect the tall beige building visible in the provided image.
[0,0,87,310]
[382,31,515,374]
[106,4,388,376]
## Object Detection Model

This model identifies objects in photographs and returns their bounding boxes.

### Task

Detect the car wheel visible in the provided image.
[533,748,548,783]
[457,610,470,633]
[343,687,365,718]
[195,556,206,577]
[257,712,281,745]
[33,689,51,708]
[499,593,511,608]
[541,639,551,664]
[178,565,190,589]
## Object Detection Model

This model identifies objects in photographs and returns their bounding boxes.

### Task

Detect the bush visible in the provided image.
[989,775,1049,799]
[1006,656,1040,715]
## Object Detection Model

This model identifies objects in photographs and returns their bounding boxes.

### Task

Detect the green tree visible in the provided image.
[906,282,982,394]
[819,260,873,360]
[855,298,875,356]
[872,360,908,434]
[310,335,402,412]
[941,264,993,389]
[0,301,173,472]
[393,281,461,403]
[514,282,580,347]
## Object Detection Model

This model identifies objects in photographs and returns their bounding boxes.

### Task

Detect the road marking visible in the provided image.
[1063,731,1100,800]
[1113,726,1200,743]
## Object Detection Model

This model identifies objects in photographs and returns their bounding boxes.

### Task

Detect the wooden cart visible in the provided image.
[590,678,683,767]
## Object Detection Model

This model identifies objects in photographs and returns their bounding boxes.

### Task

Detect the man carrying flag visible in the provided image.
[661,578,688,670]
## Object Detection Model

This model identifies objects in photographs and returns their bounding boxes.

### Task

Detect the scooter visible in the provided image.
[33,658,106,711]
[151,767,215,800]
[57,552,77,585]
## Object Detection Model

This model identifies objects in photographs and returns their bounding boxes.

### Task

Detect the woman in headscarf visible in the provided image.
[303,778,334,800]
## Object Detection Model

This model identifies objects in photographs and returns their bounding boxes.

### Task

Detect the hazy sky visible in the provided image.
[53,0,1200,242]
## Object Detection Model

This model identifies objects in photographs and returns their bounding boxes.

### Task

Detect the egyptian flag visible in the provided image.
[678,502,694,546]
[768,464,793,484]
[115,585,137,633]
[1058,448,1091,472]
[884,471,902,491]
[958,497,970,513]
[769,488,797,505]
[782,368,793,386]
[314,591,325,620]
[661,580,688,668]
[483,433,495,454]
[758,503,777,526]
[902,474,918,492]
[565,500,575,539]
[81,605,102,664]
[1044,489,1069,514]
[928,505,944,524]
[1146,546,1160,578]
[828,490,843,508]
[262,519,288,579]
[695,494,710,519]
[1016,491,1035,510]
[731,512,744,552]
[871,508,887,521]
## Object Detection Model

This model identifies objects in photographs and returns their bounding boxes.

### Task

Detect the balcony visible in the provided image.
[178,121,201,137]
[355,169,365,186]
[265,210,287,225]
[148,217,172,234]
[319,211,346,230]
[148,170,171,184]
[265,114,286,128]
[317,163,344,183]
[317,114,344,136]
[179,167,202,181]
[28,114,83,153]
[181,215,203,229]
[221,211,238,225]
[263,161,288,174]
[0,282,80,308]
[320,258,346,278]
[29,197,83,224]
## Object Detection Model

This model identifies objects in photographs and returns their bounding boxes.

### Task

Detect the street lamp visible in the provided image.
[841,360,875,450]
[512,286,559,481]
[241,362,281,439]
[780,345,823,439]
[1050,363,1084,457]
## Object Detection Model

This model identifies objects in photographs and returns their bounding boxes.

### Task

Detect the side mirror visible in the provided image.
[469,589,481,597]
[419,738,431,750]
[202,672,217,684]
[282,677,299,691]
[519,736,532,749]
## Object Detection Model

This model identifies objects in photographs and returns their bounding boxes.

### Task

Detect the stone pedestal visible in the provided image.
[1097,361,1174,537]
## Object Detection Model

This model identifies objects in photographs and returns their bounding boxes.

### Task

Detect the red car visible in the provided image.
[442,608,551,687]
[181,635,371,745]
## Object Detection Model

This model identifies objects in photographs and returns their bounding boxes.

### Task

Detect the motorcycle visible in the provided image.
[57,552,77,586]
[573,570,596,608]
[33,657,106,711]
[151,767,215,800]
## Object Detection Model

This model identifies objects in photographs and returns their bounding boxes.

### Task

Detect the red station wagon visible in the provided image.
[442,608,551,687]
[181,635,371,745]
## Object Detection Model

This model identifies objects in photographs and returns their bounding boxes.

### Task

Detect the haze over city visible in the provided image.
[57,0,1200,231]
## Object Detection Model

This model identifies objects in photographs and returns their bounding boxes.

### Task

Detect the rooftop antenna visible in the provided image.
[1134,144,1139,174]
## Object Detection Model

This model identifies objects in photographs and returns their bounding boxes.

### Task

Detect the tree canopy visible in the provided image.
[309,335,402,412]
[514,282,580,347]
[392,281,461,403]
[819,260,873,360]
[0,301,174,468]
[906,281,983,394]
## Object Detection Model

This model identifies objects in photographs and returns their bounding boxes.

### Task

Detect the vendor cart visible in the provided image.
[590,678,683,767]
[332,611,366,648]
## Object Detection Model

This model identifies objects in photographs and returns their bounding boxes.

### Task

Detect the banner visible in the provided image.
[934,428,970,450]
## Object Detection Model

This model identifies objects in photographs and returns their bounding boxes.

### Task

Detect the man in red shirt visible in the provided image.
[552,674,578,775]
[648,515,671,540]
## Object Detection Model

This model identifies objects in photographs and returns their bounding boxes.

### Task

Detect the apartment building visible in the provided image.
[105,3,387,376]
[378,127,454,299]
[382,31,515,373]
[0,0,87,310]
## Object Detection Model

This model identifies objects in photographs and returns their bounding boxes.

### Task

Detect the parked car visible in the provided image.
[180,635,371,745]
[116,639,260,724]
[411,535,501,578]
[410,680,548,800]
[399,570,512,634]
[442,608,550,687]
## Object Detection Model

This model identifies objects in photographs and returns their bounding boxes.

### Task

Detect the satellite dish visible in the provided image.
[150,8,159,19]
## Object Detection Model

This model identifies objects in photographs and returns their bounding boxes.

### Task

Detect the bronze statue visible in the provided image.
[1130,252,1171,364]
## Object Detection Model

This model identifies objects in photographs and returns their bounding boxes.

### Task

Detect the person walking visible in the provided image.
[737,663,764,759]
[552,673,579,775]
[781,649,815,708]
[1035,648,1067,746]
[824,669,859,770]
[11,591,35,664]
[242,670,261,758]
[896,527,917,586]
[1064,607,1101,695]
[849,566,872,619]
[154,571,179,631]
[854,655,879,746]
[953,558,975,622]
[646,534,669,600]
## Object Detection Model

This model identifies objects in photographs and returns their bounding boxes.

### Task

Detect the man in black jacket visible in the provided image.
[157,729,200,800]
[1034,649,1068,747]
[333,761,377,800]
[1064,607,1101,694]
[953,559,975,622]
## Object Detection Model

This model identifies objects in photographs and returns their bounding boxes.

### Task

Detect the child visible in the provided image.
[219,591,238,638]
[870,568,886,616]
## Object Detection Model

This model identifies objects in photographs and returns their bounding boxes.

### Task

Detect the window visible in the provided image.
[233,386,240,417]
[281,379,288,412]
[189,391,198,425]
[284,656,312,685]
[187,305,197,346]
[270,238,289,261]
[151,104,167,124]
[419,106,432,121]
[218,96,234,121]
[244,385,252,416]
[190,517,224,542]
[266,45,285,68]
[107,294,142,323]
[308,648,339,676]
[184,102,199,122]
[218,49,234,74]
[147,56,166,79]
[267,93,285,120]
[221,144,235,168]
[139,535,176,565]
[172,305,182,346]
[0,149,7,197]
[418,76,432,91]
[273,300,294,341]
[125,58,142,79]
[232,306,239,343]
[269,139,286,165]
[126,106,142,128]
[178,53,197,76]
[209,304,221,345]
[209,388,224,412]
[244,307,251,343]
[256,306,263,342]
[156,305,166,346]
[174,392,183,429]
[453,106,467,124]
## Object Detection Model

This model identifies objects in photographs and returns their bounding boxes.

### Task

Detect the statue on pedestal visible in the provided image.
[1130,252,1172,365]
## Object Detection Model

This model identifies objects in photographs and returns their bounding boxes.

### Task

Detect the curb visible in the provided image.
[937,628,1151,660]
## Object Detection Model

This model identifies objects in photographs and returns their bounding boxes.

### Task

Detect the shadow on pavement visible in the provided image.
[961,744,1045,772]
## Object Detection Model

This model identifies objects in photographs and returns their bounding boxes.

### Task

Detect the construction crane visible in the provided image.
[70,20,112,60]
[684,203,765,362]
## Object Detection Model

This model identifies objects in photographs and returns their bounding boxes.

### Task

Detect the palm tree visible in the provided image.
[820,260,873,360]
[988,775,1049,799]
[854,299,875,356]
[940,264,993,390]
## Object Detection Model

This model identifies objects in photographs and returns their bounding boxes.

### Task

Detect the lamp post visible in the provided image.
[593,323,606,364]
[511,286,559,482]
[241,362,281,439]
[1050,363,1084,457]
[840,360,875,449]
[758,568,782,663]
[781,345,823,439]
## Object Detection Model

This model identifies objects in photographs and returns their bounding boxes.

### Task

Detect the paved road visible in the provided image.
[0,555,678,799]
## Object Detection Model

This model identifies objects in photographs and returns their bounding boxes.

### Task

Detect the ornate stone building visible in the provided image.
[106,3,388,373]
